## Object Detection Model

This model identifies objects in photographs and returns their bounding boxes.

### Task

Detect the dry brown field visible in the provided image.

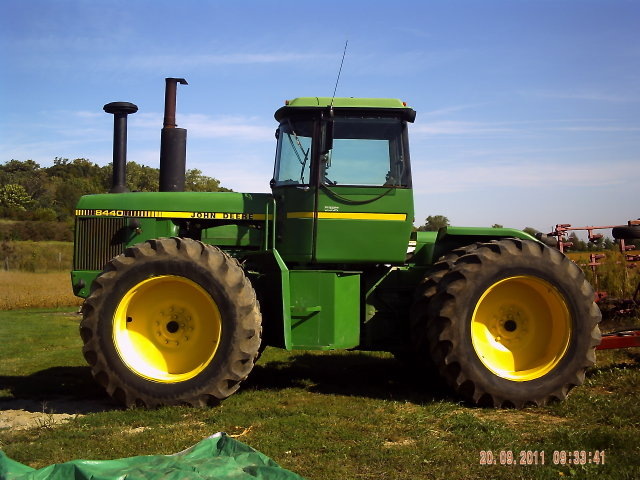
[0,271,82,310]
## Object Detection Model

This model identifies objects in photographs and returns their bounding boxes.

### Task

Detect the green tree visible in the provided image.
[418,215,450,232]
[0,158,231,222]
[53,176,103,219]
[46,157,102,180]
[0,159,48,201]
[567,232,587,251]
[0,184,33,212]
[185,169,232,192]
[603,237,615,250]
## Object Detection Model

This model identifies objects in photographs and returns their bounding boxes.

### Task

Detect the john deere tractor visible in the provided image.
[71,78,601,408]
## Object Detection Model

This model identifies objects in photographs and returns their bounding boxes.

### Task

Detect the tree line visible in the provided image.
[0,158,230,222]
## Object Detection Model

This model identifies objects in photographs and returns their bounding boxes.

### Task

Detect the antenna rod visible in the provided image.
[330,40,348,108]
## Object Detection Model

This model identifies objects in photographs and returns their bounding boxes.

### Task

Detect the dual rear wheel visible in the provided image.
[412,238,601,407]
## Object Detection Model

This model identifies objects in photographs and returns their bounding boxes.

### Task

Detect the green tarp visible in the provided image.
[0,433,305,480]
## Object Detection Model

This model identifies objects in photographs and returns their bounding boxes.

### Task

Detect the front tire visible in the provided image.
[415,238,601,407]
[80,237,262,407]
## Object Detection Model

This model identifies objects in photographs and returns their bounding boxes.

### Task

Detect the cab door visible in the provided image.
[313,117,414,264]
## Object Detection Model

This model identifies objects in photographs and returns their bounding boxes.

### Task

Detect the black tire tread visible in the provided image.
[410,245,477,357]
[611,225,640,240]
[422,238,601,408]
[80,237,262,408]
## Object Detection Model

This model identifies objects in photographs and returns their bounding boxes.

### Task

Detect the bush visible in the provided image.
[0,220,73,242]
[573,248,640,298]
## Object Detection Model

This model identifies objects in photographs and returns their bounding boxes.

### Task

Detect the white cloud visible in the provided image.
[74,111,104,119]
[182,114,273,141]
[421,104,486,117]
[120,52,333,70]
[526,89,640,103]
[411,117,640,137]
[129,113,272,142]
[412,121,516,136]
[554,125,640,132]
[412,159,638,195]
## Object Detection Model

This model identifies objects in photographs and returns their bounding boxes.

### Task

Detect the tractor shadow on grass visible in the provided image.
[585,349,640,378]
[246,351,455,405]
[0,366,118,415]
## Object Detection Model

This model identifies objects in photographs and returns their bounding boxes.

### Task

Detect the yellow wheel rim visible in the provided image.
[113,275,222,383]
[471,276,571,382]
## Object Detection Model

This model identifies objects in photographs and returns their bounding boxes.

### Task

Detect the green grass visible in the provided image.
[1,308,639,479]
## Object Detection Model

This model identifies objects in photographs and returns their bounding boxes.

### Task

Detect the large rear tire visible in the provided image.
[80,237,262,407]
[409,246,476,368]
[612,225,640,240]
[414,238,601,407]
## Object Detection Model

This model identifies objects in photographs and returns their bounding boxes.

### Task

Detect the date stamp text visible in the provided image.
[479,450,605,466]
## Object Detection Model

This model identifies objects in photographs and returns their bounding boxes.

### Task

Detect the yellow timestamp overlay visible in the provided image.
[479,450,605,466]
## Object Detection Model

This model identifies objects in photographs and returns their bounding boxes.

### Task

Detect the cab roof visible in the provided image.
[275,97,416,123]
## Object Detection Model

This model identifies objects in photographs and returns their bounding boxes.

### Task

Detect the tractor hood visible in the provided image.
[75,191,273,221]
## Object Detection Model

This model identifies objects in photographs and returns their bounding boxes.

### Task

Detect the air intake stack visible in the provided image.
[159,77,188,192]
[103,101,138,193]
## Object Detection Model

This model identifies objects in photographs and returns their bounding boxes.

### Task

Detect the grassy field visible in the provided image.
[1,307,639,479]
[1,241,73,272]
[567,249,640,300]
[1,250,639,478]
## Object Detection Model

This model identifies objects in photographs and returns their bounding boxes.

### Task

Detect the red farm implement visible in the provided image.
[546,219,640,351]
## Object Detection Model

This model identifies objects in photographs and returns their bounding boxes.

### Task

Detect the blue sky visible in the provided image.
[1,0,638,234]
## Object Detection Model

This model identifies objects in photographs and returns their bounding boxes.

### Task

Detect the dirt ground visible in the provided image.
[0,397,113,430]
[0,408,78,430]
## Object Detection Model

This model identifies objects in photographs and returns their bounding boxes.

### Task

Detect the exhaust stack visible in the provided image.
[159,77,188,192]
[103,102,138,193]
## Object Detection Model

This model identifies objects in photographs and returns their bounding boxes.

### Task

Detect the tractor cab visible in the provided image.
[271,97,416,265]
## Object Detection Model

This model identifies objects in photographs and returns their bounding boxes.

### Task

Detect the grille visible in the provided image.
[74,217,128,270]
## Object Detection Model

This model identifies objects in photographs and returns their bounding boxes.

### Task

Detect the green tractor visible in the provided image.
[71,78,601,408]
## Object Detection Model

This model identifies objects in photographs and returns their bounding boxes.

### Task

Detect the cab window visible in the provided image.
[273,119,313,186]
[322,117,408,187]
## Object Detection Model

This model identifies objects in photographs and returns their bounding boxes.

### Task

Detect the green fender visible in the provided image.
[412,226,538,266]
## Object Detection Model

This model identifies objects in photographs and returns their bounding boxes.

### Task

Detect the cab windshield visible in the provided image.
[272,115,410,188]
[272,119,313,186]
